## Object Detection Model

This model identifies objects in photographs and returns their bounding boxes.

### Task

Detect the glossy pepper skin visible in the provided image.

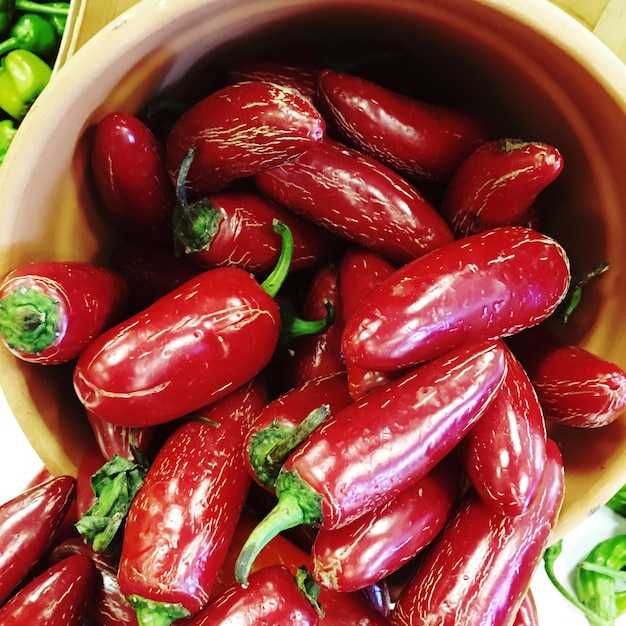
[166,80,325,195]
[440,138,564,238]
[389,438,564,626]
[458,345,547,514]
[0,13,58,57]
[0,474,76,604]
[90,112,176,248]
[342,226,571,372]
[0,260,129,364]
[0,554,96,625]
[513,592,539,626]
[507,326,626,428]
[0,116,16,164]
[316,69,491,182]
[118,382,267,626]
[182,565,321,626]
[311,460,459,592]
[235,340,507,584]
[254,136,454,265]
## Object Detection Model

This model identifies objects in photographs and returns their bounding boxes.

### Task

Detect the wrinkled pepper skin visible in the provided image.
[389,438,564,626]
[73,267,280,427]
[0,475,76,604]
[440,138,564,238]
[0,260,129,364]
[311,460,459,592]
[254,136,454,265]
[507,326,626,428]
[0,554,96,626]
[117,382,267,624]
[316,69,491,181]
[166,80,325,195]
[182,565,321,626]
[458,345,547,514]
[342,226,570,372]
[90,112,176,248]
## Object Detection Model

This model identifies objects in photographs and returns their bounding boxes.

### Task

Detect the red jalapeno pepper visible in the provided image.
[73,222,291,428]
[513,591,539,626]
[440,138,564,238]
[165,80,326,195]
[90,111,176,248]
[0,260,128,364]
[342,226,571,372]
[117,381,267,626]
[388,438,564,626]
[235,339,507,585]
[254,136,454,265]
[458,345,547,514]
[507,326,626,428]
[0,474,76,604]
[316,69,491,182]
[0,554,96,626]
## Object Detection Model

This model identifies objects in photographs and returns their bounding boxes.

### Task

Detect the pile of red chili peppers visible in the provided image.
[1,41,625,626]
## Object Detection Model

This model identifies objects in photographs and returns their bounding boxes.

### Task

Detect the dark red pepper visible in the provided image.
[316,69,491,182]
[90,111,176,247]
[0,474,76,604]
[458,345,547,514]
[507,326,626,428]
[0,554,96,625]
[440,138,564,238]
[165,80,326,195]
[388,438,564,626]
[117,381,267,626]
[0,260,128,364]
[253,136,454,265]
[342,226,571,372]
[311,459,459,592]
[235,340,507,584]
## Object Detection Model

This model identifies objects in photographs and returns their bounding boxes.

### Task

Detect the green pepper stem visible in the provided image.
[580,562,626,582]
[282,297,335,340]
[127,595,190,626]
[555,261,610,323]
[15,0,69,16]
[259,219,294,298]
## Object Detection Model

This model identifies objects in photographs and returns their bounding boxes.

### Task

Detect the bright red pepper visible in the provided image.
[117,381,267,626]
[90,112,176,247]
[0,260,128,364]
[458,345,547,514]
[388,438,564,626]
[253,136,454,265]
[440,138,564,238]
[507,326,626,428]
[235,340,507,584]
[182,564,321,626]
[316,69,491,182]
[0,474,76,604]
[165,80,326,195]
[75,442,106,518]
[73,223,292,427]
[513,591,539,626]
[311,459,459,592]
[342,226,571,372]
[0,554,96,625]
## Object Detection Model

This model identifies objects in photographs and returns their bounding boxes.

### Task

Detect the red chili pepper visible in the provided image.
[342,226,571,372]
[316,69,491,182]
[50,537,139,626]
[458,345,547,514]
[73,222,292,428]
[117,381,267,626]
[513,591,539,626]
[182,564,321,626]
[0,474,76,604]
[75,442,106,518]
[0,260,128,364]
[507,325,626,428]
[440,138,564,238]
[235,339,507,584]
[245,371,352,489]
[165,80,326,195]
[0,553,96,625]
[90,111,176,247]
[253,136,454,265]
[311,459,459,592]
[388,438,564,626]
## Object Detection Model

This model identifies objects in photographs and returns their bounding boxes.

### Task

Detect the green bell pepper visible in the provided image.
[0,13,58,56]
[0,117,16,164]
[0,48,51,119]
